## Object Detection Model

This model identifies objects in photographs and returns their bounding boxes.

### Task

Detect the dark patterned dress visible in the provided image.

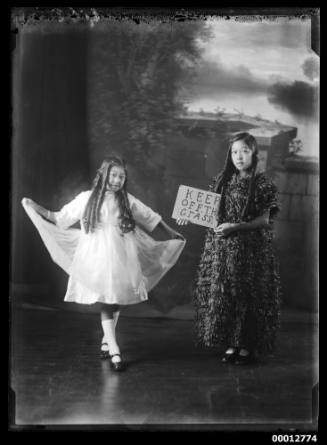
[194,172,282,357]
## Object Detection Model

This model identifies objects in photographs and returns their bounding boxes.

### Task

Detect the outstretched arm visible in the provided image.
[157,220,185,241]
[214,211,271,238]
[23,198,56,223]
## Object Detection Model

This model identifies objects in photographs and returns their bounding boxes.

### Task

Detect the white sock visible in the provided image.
[101,319,121,363]
[101,311,120,350]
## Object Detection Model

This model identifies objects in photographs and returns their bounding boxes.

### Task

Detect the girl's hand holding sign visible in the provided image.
[176,218,189,226]
[214,222,237,237]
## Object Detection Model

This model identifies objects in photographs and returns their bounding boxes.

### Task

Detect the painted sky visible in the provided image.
[186,17,319,158]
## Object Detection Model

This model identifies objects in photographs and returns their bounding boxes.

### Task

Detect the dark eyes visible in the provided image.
[232,149,250,154]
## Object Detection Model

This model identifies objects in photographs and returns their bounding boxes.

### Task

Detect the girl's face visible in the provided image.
[231,140,254,174]
[107,165,126,191]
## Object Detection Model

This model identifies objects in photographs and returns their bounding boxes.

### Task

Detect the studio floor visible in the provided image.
[10,304,318,431]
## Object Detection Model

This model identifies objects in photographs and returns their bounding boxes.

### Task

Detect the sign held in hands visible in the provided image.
[172,185,221,228]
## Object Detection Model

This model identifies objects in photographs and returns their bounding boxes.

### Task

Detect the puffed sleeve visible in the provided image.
[54,191,91,229]
[255,174,280,220]
[128,193,162,232]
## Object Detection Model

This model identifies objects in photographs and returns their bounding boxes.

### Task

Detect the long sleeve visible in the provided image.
[128,194,162,232]
[54,191,91,229]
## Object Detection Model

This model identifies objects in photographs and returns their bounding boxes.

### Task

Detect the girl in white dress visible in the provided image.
[22,155,185,371]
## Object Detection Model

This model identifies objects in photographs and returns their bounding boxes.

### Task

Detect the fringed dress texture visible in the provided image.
[193,173,282,356]
[22,191,185,305]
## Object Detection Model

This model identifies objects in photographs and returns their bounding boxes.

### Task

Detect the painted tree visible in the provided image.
[88,18,211,187]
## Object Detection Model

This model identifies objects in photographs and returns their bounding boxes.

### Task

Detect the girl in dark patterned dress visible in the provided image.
[179,132,282,365]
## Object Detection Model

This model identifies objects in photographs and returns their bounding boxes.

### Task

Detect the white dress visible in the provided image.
[22,191,186,305]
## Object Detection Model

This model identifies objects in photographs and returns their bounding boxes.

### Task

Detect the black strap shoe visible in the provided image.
[234,351,255,365]
[100,342,110,360]
[221,348,239,363]
[110,353,124,372]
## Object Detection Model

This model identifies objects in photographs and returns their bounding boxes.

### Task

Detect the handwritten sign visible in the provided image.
[172,185,221,228]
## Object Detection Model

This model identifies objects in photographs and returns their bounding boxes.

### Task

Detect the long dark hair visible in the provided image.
[82,156,135,234]
[215,132,258,223]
